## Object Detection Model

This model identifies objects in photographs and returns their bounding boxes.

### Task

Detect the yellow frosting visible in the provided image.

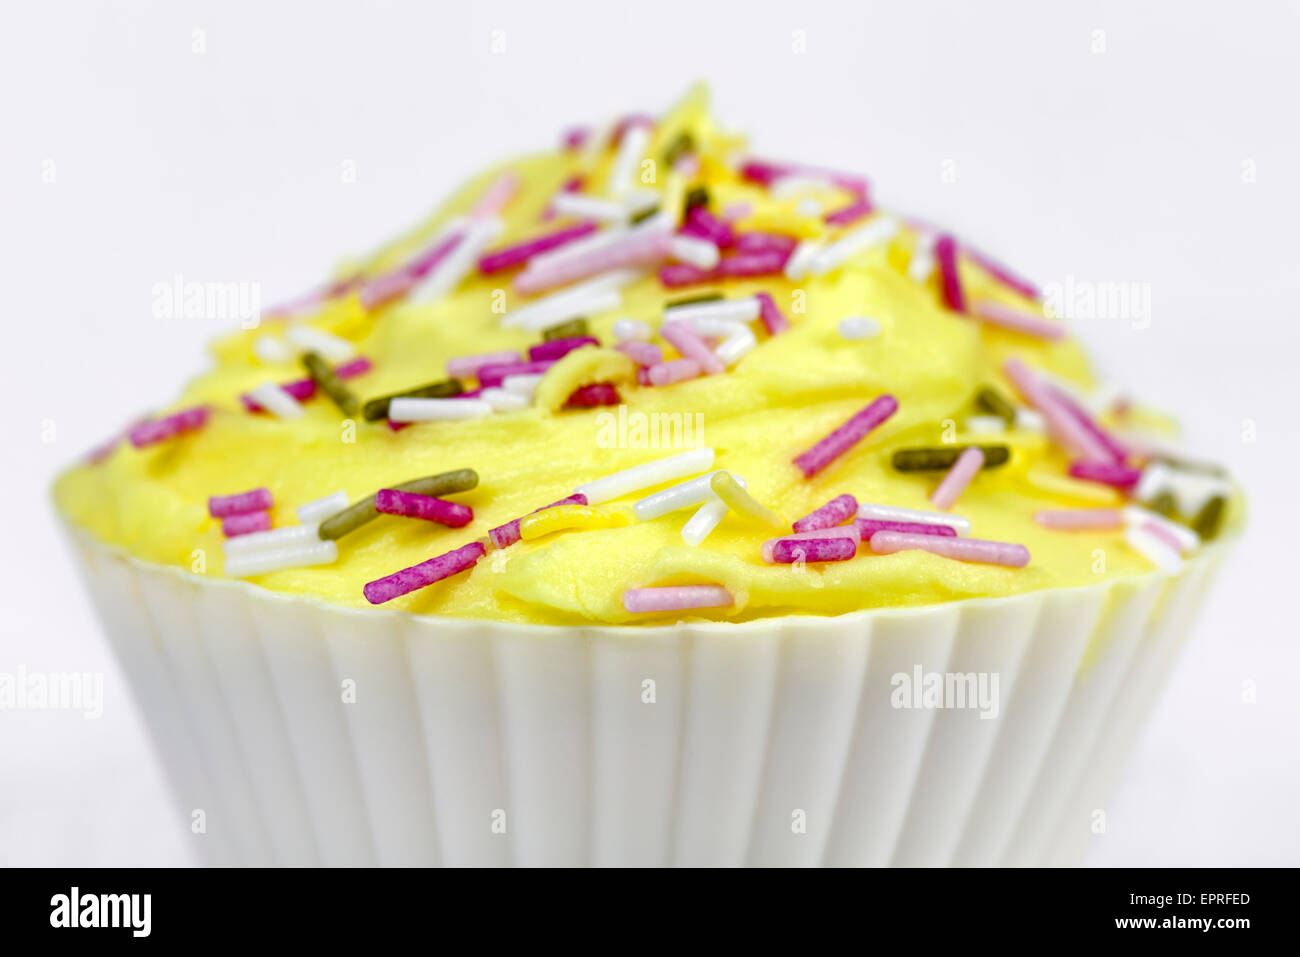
[53,85,1230,625]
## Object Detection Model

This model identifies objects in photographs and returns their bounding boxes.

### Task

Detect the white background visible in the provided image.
[1,0,1297,866]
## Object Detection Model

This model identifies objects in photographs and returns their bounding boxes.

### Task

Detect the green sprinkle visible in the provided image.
[629,205,661,225]
[891,445,1011,472]
[1191,495,1226,540]
[318,469,479,541]
[302,351,360,418]
[1153,455,1229,478]
[1147,490,1181,519]
[542,317,590,341]
[663,131,695,166]
[975,386,1017,425]
[684,186,710,215]
[361,379,464,422]
[665,292,724,309]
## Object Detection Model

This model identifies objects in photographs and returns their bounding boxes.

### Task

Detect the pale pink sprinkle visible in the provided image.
[375,488,473,527]
[1047,386,1128,463]
[1068,460,1141,489]
[1034,508,1124,530]
[477,221,598,274]
[541,175,584,221]
[476,359,556,388]
[488,493,589,549]
[755,292,790,335]
[792,395,899,478]
[721,201,756,221]
[359,269,419,311]
[647,358,702,386]
[930,446,985,509]
[868,531,1030,568]
[209,486,273,518]
[792,493,859,532]
[405,231,466,280]
[734,231,798,256]
[761,525,862,563]
[529,336,599,361]
[128,406,210,448]
[660,320,725,375]
[1141,520,1186,554]
[447,350,522,380]
[470,171,521,220]
[970,300,1066,341]
[824,197,873,226]
[659,262,719,287]
[682,207,734,248]
[622,585,733,614]
[739,159,869,198]
[673,154,701,178]
[1003,358,1113,463]
[717,250,789,278]
[615,340,663,366]
[935,234,966,312]
[363,541,486,605]
[222,510,271,537]
[964,246,1040,300]
[514,225,673,295]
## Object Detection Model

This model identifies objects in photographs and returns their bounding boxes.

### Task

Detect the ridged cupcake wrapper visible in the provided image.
[64,525,1227,867]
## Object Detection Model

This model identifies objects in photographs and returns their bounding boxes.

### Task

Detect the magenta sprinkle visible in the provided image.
[856,518,958,540]
[208,487,273,519]
[387,419,411,432]
[363,541,486,605]
[478,221,598,274]
[528,336,600,362]
[447,350,521,380]
[682,207,735,248]
[560,127,589,151]
[824,198,873,227]
[615,340,663,366]
[406,230,465,280]
[792,394,899,478]
[334,357,373,378]
[935,234,966,312]
[1068,460,1142,490]
[476,359,556,388]
[755,292,790,335]
[734,231,799,256]
[222,510,271,537]
[659,262,719,287]
[128,406,210,448]
[792,494,859,532]
[770,537,857,564]
[375,488,473,527]
[1048,386,1128,463]
[964,245,1040,300]
[717,250,789,278]
[565,383,620,407]
[241,358,370,412]
[488,493,589,549]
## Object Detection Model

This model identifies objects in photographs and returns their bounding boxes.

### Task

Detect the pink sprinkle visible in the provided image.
[405,231,466,281]
[476,359,556,388]
[363,541,486,604]
[717,250,790,278]
[447,350,522,380]
[359,231,464,309]
[541,175,584,221]
[739,159,869,199]
[824,198,873,227]
[470,171,521,220]
[488,493,589,549]
[755,292,790,335]
[387,419,412,432]
[334,357,373,378]
[529,336,599,362]
[612,113,655,143]
[241,358,371,412]
[855,518,958,539]
[565,383,620,407]
[222,510,272,537]
[930,446,985,509]
[659,262,720,287]
[721,201,755,221]
[560,127,589,151]
[514,225,673,295]
[869,531,1030,567]
[792,493,859,532]
[673,154,701,178]
[478,221,598,274]
[734,231,799,256]
[970,300,1065,341]
[636,366,652,386]
[1068,460,1141,490]
[647,358,702,386]
[1003,358,1113,463]
[792,395,899,478]
[1034,508,1124,530]
[615,341,663,366]
[935,234,966,312]
[964,246,1040,300]
[768,536,857,564]
[761,526,863,563]
[1047,386,1128,463]
[376,488,473,527]
[1141,519,1186,554]
[622,585,733,614]
[682,207,735,248]
[209,487,274,518]
[660,321,725,375]
[128,406,210,448]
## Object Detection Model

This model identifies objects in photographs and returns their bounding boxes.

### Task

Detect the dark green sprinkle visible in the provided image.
[1153,455,1229,478]
[629,204,661,225]
[1191,495,1226,540]
[891,445,1012,472]
[361,379,464,422]
[318,469,479,541]
[665,292,725,309]
[1147,490,1181,519]
[542,317,589,341]
[975,386,1017,425]
[684,186,710,215]
[663,131,695,166]
[302,351,360,418]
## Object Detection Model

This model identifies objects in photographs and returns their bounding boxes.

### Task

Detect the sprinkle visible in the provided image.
[908,232,936,283]
[660,321,726,375]
[622,585,733,614]
[716,250,790,278]
[518,504,631,540]
[893,445,1009,472]
[501,374,544,397]
[761,525,863,563]
[633,471,726,520]
[771,173,840,199]
[319,469,478,541]
[965,415,1007,435]
[361,379,464,422]
[488,494,589,549]
[418,217,504,301]
[710,323,757,366]
[564,383,620,407]
[1122,524,1183,573]
[658,262,720,287]
[541,174,584,220]
[681,206,734,248]
[541,317,590,341]
[710,472,786,530]
[1191,495,1226,540]
[720,200,754,220]
[470,171,521,220]
[1016,408,1046,433]
[970,300,1065,340]
[561,127,589,151]
[515,220,672,295]
[683,186,710,214]
[477,221,599,274]
[740,158,869,198]
[502,269,636,331]
[793,395,899,478]
[662,296,761,324]
[376,488,473,527]
[869,531,1030,567]
[975,385,1018,424]
[670,235,722,270]
[225,539,338,579]
[222,522,322,556]
[964,246,1040,300]
[615,340,663,366]
[128,406,210,448]
[681,490,731,546]
[1069,460,1141,490]
[479,388,530,411]
[249,382,304,419]
[930,447,986,509]
[647,357,702,386]
[253,334,293,364]
[934,234,966,311]
[1024,466,1121,506]
[285,325,355,361]
[1122,505,1200,554]
[388,397,492,422]
[1002,358,1113,462]
[476,359,555,388]
[824,197,873,227]
[606,121,651,196]
[575,447,715,505]
[784,239,823,281]
[755,292,790,334]
[529,336,599,362]
[447,351,521,380]
[240,358,372,413]
[857,501,972,536]
[1048,386,1128,463]
[1034,508,1124,530]
[222,511,272,537]
[792,494,859,532]
[809,216,899,276]
[363,541,486,605]
[301,351,360,417]
[208,487,273,518]
[360,221,465,309]
[297,490,349,524]
[612,318,652,342]
[550,192,632,223]
[855,518,958,539]
[838,316,880,340]
[1147,490,1181,518]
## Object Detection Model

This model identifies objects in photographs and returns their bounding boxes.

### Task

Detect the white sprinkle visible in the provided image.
[1122,505,1200,555]
[856,501,972,536]
[770,174,839,199]
[223,523,323,556]
[1123,524,1183,574]
[784,239,823,281]
[794,197,823,218]
[551,192,628,223]
[838,315,881,340]
[612,317,653,342]
[622,188,661,218]
[417,216,503,301]
[285,324,354,361]
[634,471,726,521]
[224,539,339,578]
[296,491,349,525]
[908,233,936,282]
[480,387,530,411]
[574,447,716,505]
[502,269,638,330]
[1015,407,1046,433]
[607,122,651,197]
[253,334,293,364]
[681,485,741,547]
[388,397,493,422]
[669,235,721,270]
[501,374,545,397]
[713,324,757,366]
[965,414,1008,435]
[1162,469,1233,517]
[1134,463,1172,503]
[663,296,761,325]
[528,225,627,272]
[249,382,305,419]
[809,215,899,276]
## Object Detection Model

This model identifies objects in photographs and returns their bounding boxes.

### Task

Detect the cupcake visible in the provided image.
[54,84,1239,867]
